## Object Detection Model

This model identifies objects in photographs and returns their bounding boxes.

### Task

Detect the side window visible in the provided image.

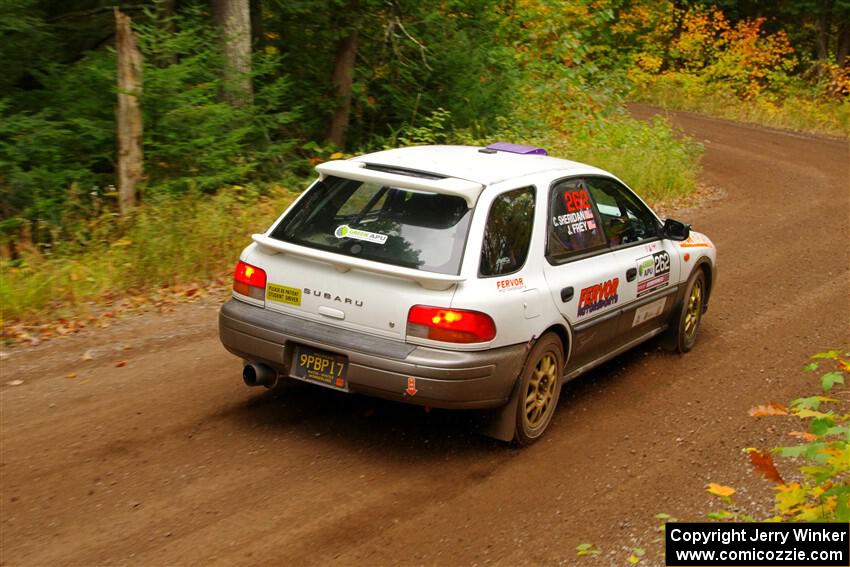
[546,178,607,261]
[585,177,659,246]
[479,187,535,277]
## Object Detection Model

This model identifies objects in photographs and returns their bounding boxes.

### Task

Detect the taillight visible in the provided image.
[407,305,496,344]
[233,260,266,300]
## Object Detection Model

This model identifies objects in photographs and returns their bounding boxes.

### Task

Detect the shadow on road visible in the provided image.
[214,337,677,456]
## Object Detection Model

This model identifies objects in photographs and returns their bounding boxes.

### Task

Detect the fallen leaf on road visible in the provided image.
[82,349,95,361]
[746,449,784,484]
[576,543,600,557]
[65,372,78,380]
[748,402,788,416]
[820,371,844,392]
[789,431,817,442]
[6,379,24,386]
[706,483,736,498]
[115,360,127,368]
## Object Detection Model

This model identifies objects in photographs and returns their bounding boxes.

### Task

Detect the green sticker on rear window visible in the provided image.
[267,283,301,306]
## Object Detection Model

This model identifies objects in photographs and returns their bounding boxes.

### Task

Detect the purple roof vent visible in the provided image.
[485,142,548,156]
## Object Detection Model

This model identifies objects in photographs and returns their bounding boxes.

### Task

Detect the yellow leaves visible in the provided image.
[575,543,600,557]
[775,482,805,514]
[748,402,788,416]
[635,53,663,73]
[823,445,850,471]
[667,4,797,97]
[780,485,829,522]
[111,237,132,248]
[707,483,735,498]
[329,152,344,160]
[793,408,833,420]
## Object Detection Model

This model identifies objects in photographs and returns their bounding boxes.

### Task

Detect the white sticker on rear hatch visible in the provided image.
[334,224,388,244]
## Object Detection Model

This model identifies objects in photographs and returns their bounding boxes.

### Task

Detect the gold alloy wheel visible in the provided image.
[684,278,703,339]
[524,352,558,429]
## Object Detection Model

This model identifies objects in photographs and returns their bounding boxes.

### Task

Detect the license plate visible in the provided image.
[290,345,348,390]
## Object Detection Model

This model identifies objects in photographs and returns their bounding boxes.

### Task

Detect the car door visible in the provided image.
[541,177,635,372]
[583,176,682,346]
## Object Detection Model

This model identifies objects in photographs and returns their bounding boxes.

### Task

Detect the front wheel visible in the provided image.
[672,269,706,353]
[514,333,564,446]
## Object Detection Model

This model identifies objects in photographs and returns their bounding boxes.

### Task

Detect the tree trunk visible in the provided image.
[115,8,144,216]
[158,0,178,23]
[156,0,178,66]
[815,0,833,62]
[325,29,358,148]
[250,0,264,48]
[213,0,253,106]
[837,21,850,67]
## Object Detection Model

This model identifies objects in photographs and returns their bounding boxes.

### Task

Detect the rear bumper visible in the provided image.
[218,298,527,409]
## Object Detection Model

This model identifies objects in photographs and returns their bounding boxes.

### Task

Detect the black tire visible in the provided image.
[671,269,706,353]
[514,333,564,446]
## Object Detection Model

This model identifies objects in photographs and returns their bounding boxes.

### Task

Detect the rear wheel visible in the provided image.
[514,333,564,445]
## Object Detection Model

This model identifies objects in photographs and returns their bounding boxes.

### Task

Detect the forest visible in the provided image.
[1,0,848,324]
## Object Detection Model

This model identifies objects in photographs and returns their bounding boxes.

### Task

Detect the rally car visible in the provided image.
[219,143,716,444]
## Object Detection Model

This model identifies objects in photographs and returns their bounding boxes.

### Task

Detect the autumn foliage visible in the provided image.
[708,350,850,522]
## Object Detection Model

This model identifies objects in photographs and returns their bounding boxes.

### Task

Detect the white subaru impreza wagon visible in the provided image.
[219,143,717,444]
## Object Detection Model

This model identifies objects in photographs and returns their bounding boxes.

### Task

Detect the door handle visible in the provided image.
[560,286,574,302]
[626,268,637,282]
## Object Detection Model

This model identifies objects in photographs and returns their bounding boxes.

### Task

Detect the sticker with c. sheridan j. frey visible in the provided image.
[266,283,301,306]
[334,224,388,244]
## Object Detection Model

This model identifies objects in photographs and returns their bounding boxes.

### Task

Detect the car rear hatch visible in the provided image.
[247,163,484,341]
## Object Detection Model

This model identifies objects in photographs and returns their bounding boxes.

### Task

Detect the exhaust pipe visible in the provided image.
[243,362,277,388]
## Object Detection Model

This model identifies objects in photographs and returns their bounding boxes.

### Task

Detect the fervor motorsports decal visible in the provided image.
[577,278,619,317]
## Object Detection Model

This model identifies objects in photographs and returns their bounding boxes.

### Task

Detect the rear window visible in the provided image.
[270,176,472,275]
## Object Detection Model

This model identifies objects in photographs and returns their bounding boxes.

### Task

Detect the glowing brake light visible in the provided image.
[407,305,496,344]
[233,260,266,300]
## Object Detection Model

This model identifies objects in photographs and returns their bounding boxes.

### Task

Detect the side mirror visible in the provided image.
[662,218,691,241]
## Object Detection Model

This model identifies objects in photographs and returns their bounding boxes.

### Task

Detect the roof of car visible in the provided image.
[352,145,610,186]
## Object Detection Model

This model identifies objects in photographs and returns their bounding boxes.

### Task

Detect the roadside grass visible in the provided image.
[1,189,295,327]
[554,115,702,203]
[1,112,703,330]
[631,73,849,138]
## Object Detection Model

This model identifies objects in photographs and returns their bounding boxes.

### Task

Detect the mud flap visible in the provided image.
[478,378,521,442]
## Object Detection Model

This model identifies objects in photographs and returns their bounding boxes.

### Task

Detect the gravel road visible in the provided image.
[2,106,848,566]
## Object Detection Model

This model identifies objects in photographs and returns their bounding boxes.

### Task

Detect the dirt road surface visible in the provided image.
[2,107,848,566]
